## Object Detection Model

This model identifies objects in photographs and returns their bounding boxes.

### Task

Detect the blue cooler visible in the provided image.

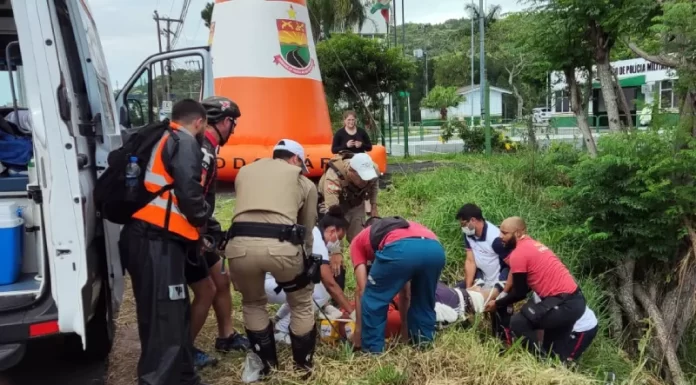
[0,202,24,286]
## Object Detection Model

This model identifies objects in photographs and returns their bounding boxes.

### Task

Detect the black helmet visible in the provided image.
[201,96,241,123]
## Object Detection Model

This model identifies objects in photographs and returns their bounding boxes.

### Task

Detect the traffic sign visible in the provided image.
[161,100,173,113]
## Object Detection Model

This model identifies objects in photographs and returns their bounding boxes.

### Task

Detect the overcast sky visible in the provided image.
[90,0,528,89]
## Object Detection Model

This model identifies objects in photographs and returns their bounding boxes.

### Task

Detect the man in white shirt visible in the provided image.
[532,292,598,363]
[455,203,511,339]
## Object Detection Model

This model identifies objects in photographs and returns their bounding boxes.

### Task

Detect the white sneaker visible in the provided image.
[274,331,291,345]
[321,305,344,320]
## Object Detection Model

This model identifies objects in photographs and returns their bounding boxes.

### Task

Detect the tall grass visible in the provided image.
[108,153,660,385]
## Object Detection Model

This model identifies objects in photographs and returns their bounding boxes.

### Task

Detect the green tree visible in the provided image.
[560,130,696,385]
[432,52,469,89]
[201,2,213,28]
[489,12,545,119]
[316,33,415,134]
[523,7,598,156]
[420,85,464,121]
[463,3,502,33]
[623,0,696,137]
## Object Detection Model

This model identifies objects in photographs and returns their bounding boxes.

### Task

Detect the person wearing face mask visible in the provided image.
[264,206,353,344]
[454,203,511,340]
[224,139,319,378]
[484,217,586,360]
[184,97,249,369]
[331,110,373,154]
[118,99,211,385]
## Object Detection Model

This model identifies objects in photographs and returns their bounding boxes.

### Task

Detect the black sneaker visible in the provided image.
[193,347,218,370]
[215,331,251,353]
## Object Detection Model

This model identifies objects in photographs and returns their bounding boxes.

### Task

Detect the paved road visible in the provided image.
[386,132,604,156]
[0,338,106,385]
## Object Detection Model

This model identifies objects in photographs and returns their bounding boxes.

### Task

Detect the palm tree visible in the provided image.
[306,0,367,42]
[464,3,502,33]
[201,0,366,43]
[421,86,465,121]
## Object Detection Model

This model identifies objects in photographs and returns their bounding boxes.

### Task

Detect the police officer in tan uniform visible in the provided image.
[225,139,318,377]
[318,152,380,242]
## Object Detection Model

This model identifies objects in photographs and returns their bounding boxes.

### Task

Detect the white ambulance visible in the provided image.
[0,0,212,370]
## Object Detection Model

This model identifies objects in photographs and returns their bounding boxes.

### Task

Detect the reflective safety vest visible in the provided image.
[132,123,201,241]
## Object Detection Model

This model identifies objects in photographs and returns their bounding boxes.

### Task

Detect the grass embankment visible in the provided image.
[107,154,659,385]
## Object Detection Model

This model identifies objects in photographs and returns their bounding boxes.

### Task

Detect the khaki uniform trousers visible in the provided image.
[345,204,366,242]
[226,236,315,336]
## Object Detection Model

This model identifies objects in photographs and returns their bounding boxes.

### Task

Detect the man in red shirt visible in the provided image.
[485,217,586,359]
[350,216,446,353]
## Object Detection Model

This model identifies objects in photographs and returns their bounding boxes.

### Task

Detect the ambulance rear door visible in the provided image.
[115,47,213,129]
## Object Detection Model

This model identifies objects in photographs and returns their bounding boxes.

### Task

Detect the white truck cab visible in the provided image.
[0,0,212,370]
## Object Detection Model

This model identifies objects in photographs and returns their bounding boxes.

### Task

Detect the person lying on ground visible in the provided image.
[384,281,497,332]
[263,221,345,344]
[456,203,512,340]
[484,216,586,360]
[350,216,446,353]
[532,292,598,364]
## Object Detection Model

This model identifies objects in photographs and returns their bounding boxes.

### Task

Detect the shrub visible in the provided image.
[440,120,516,153]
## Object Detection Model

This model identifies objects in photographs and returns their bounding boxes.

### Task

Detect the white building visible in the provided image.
[419,85,512,124]
[550,57,678,128]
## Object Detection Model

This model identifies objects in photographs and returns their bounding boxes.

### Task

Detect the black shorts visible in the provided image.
[185,250,221,285]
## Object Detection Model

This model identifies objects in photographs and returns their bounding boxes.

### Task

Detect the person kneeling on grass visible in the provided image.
[350,216,446,353]
[532,292,598,364]
[484,216,586,360]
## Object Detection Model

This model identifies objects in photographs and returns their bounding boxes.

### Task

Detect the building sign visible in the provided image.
[612,61,668,76]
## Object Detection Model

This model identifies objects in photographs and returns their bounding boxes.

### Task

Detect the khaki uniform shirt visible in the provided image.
[317,157,379,214]
[232,158,318,252]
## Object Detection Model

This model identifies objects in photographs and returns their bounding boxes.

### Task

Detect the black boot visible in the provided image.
[245,322,278,376]
[289,324,317,374]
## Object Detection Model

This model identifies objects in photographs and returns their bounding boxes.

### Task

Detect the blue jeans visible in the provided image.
[360,237,446,353]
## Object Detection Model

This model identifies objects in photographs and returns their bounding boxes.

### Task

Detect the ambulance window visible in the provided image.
[151,55,204,121]
[125,69,150,127]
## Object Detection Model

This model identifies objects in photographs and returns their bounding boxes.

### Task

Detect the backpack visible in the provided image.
[94,119,180,225]
[369,216,410,251]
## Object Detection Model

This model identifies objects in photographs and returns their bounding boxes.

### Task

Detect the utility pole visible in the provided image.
[401,0,405,55]
[478,0,491,155]
[470,0,475,128]
[153,11,182,101]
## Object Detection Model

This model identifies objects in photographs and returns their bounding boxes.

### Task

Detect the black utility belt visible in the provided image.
[227,222,306,245]
[544,288,583,301]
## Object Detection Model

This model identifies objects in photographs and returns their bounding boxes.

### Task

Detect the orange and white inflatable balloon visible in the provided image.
[209,0,388,181]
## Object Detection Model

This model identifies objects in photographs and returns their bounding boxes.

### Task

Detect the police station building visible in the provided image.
[550,58,678,129]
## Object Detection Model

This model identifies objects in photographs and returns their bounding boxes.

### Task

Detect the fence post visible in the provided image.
[402,93,410,158]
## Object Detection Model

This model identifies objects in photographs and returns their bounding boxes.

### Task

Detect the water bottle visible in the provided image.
[124,156,140,201]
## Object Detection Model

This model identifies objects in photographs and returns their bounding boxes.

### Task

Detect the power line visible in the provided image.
[171,0,192,48]
[153,10,183,98]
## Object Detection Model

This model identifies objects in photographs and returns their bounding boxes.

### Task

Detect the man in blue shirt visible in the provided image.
[455,203,512,341]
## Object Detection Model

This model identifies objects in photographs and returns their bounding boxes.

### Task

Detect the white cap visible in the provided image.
[273,139,309,174]
[349,153,378,181]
